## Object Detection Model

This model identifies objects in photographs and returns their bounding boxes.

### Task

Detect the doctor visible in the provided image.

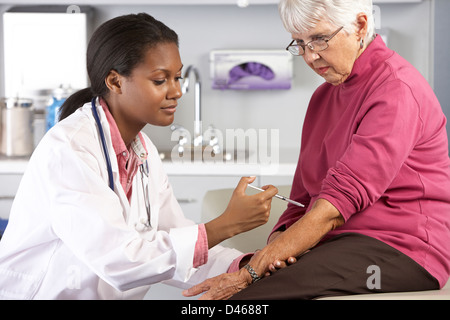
[0,13,277,299]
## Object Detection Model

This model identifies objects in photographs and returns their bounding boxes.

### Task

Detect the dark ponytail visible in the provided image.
[59,87,94,121]
[59,13,179,121]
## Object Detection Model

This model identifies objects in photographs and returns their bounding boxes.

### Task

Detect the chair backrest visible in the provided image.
[202,185,292,253]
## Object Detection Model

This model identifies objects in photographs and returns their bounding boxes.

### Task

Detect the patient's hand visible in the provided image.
[265,230,297,276]
[266,257,297,276]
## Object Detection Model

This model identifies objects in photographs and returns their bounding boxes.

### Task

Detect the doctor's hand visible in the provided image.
[204,176,278,248]
[183,267,252,300]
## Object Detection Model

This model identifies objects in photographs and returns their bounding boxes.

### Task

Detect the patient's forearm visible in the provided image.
[248,198,344,277]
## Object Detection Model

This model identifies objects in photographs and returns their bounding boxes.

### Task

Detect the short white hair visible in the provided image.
[279,0,375,40]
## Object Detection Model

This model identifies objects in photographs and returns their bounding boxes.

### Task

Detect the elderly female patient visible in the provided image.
[184,0,450,299]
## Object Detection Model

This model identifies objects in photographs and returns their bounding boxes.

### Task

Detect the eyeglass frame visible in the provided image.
[285,26,344,56]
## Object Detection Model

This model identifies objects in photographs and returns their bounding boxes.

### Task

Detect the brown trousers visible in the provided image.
[230,233,439,300]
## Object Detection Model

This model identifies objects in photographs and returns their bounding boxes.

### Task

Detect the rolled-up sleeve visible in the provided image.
[319,80,423,220]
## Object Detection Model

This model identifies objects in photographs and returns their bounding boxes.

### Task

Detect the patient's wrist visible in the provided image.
[243,264,261,283]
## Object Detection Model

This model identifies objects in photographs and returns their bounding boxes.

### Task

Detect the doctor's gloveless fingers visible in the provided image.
[221,183,277,235]
[234,176,257,195]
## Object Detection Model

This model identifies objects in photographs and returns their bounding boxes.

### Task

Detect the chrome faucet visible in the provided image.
[181,65,202,147]
[170,66,222,160]
[170,124,189,154]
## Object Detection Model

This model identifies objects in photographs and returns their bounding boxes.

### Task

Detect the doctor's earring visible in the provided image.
[360,38,364,49]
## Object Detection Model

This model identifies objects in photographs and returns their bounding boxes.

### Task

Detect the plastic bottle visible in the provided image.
[46,85,72,131]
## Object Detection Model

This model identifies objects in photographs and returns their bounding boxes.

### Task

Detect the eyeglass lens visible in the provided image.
[287,26,343,56]
[289,39,328,55]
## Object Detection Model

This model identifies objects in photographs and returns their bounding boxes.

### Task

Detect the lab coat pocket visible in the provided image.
[0,268,42,299]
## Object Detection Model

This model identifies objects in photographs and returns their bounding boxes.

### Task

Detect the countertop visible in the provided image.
[0,149,299,176]
[0,155,29,174]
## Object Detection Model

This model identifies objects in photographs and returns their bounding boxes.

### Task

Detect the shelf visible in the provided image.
[0,0,423,5]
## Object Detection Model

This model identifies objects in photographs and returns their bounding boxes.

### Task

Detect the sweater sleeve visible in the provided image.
[269,158,310,238]
[319,80,423,220]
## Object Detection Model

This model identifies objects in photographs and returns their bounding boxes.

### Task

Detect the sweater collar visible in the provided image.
[341,35,392,88]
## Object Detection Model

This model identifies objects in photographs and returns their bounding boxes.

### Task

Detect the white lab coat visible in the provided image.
[0,100,241,299]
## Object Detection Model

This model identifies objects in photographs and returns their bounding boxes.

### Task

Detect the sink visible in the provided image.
[158,146,250,163]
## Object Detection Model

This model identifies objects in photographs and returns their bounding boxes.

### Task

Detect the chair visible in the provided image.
[201,185,450,299]
[202,185,291,253]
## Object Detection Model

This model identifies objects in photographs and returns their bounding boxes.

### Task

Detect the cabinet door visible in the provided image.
[168,175,246,223]
[0,174,23,220]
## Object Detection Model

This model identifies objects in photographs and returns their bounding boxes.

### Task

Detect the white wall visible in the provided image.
[434,0,450,153]
[0,1,435,156]
[92,2,434,155]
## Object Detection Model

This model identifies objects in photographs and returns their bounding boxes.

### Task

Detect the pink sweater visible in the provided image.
[272,36,450,288]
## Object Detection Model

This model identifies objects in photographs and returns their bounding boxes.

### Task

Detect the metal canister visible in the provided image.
[0,98,34,157]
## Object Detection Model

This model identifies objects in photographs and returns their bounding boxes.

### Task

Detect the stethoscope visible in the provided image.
[91,98,152,228]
